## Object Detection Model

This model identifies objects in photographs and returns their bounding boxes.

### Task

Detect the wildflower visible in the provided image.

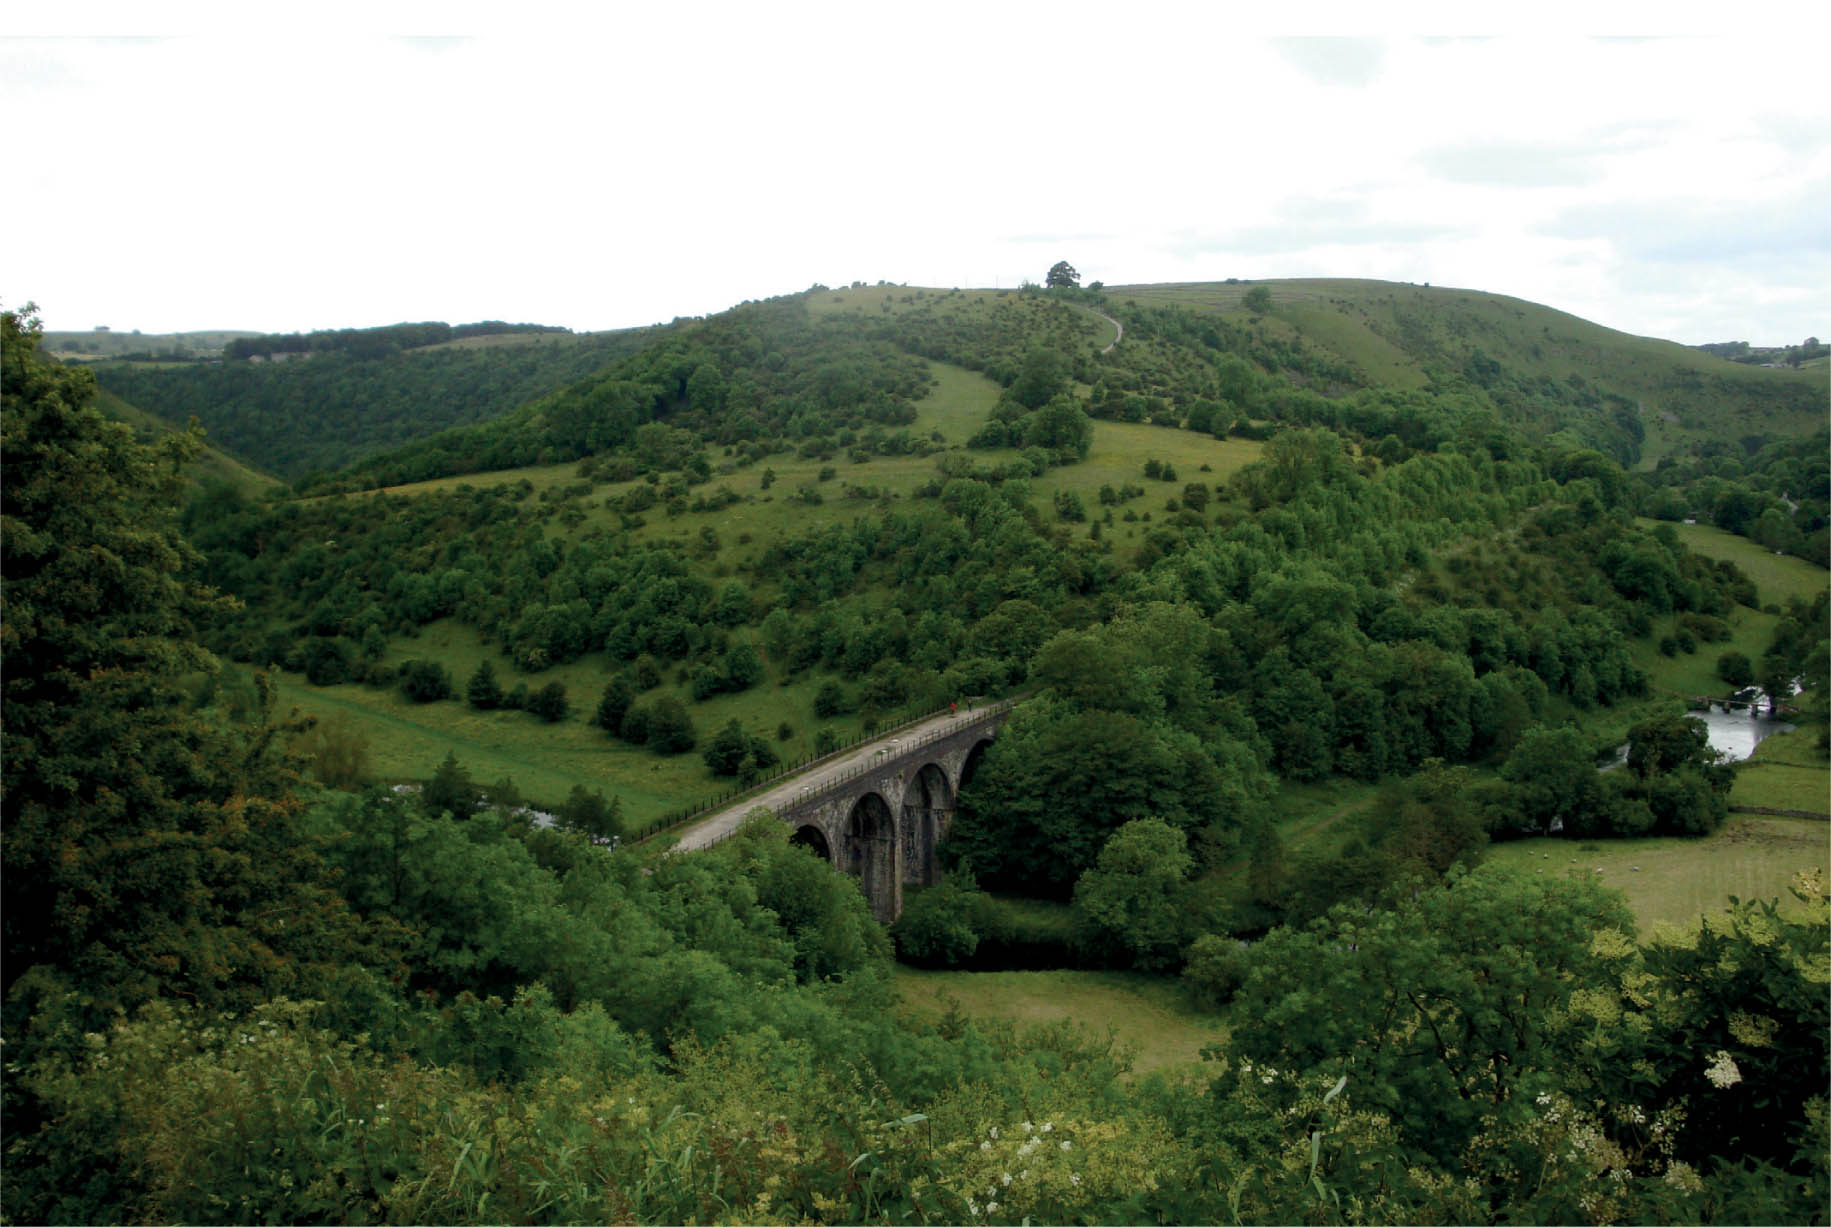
[1041,1122,1053,1133]
[1535,1092,1552,1107]
[1070,1173,1081,1185]
[989,1125,998,1138]
[980,1140,992,1152]
[1022,1121,1033,1133]
[1060,1139,1072,1151]
[1704,1049,1742,1089]
[1001,1172,1012,1186]
[986,1202,998,1215]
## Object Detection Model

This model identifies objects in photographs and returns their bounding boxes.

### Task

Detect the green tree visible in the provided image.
[1072,818,1193,970]
[1499,725,1599,836]
[646,696,696,754]
[2,305,367,1021]
[1625,712,1713,778]
[1045,260,1080,289]
[1715,650,1754,687]
[1229,864,1637,1166]
[559,786,622,843]
[466,659,504,709]
[398,658,454,703]
[527,680,569,723]
[703,718,752,776]
[1242,285,1273,314]
[594,675,634,732]
[1008,347,1068,410]
[423,751,478,819]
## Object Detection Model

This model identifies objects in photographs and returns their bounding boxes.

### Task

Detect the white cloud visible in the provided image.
[4,28,1825,345]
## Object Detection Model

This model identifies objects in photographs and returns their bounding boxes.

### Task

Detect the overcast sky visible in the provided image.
[5,12,1827,346]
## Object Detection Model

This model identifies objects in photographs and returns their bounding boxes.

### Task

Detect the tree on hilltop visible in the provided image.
[1046,260,1080,289]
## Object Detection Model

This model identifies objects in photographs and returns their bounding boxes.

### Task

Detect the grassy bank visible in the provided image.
[893,968,1222,1078]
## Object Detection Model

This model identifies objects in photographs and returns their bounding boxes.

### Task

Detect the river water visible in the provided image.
[1692,707,1795,761]
[1606,707,1795,769]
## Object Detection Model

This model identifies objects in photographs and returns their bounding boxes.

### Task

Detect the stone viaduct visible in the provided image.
[678,700,1016,922]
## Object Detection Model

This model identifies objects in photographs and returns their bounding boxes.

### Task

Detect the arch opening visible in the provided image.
[902,762,954,886]
[790,824,831,861]
[844,792,899,922]
[958,738,992,791]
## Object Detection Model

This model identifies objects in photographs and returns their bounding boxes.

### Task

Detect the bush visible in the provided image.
[1183,933,1249,1008]
[1716,651,1755,687]
[646,697,696,755]
[813,680,850,718]
[527,681,569,723]
[467,660,503,709]
[892,879,1003,966]
[398,659,454,703]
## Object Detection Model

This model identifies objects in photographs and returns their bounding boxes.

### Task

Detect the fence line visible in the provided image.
[632,693,1023,843]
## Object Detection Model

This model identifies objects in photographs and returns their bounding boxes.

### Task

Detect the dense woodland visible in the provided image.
[90,325,658,480]
[4,281,1828,1226]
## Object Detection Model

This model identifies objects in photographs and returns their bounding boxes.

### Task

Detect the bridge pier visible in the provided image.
[669,703,1016,922]
[759,708,1009,921]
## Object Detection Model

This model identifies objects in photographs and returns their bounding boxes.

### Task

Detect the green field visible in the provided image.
[893,968,1223,1077]
[1629,607,1781,698]
[275,619,917,829]
[1483,815,1828,934]
[1730,727,1831,816]
[1646,518,1830,609]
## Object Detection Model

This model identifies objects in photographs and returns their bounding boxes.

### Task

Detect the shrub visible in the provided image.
[398,659,454,703]
[527,681,569,723]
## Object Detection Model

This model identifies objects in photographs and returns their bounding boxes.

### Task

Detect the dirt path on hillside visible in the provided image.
[1090,307,1123,352]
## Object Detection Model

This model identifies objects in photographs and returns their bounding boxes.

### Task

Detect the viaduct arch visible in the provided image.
[672,702,1016,922]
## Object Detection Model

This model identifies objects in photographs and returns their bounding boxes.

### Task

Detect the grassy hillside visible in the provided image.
[44,328,258,360]
[1645,518,1828,608]
[92,387,280,497]
[1115,279,1825,464]
[274,359,1265,821]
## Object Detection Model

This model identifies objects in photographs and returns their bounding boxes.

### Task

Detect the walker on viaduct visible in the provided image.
[678,701,1015,923]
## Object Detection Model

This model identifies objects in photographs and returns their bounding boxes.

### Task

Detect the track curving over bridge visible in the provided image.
[670,699,1017,921]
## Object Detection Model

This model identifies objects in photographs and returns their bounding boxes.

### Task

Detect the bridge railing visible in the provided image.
[630,693,1022,843]
[767,697,1020,821]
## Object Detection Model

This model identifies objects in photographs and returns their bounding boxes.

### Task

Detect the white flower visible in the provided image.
[1022,1121,1033,1133]
[1704,1049,1742,1089]
[1070,1173,1081,1185]
[1001,1172,1011,1186]
[1060,1140,1072,1151]
[1535,1092,1552,1106]
[1041,1122,1053,1133]
[980,1140,992,1152]
[990,1126,999,1139]
[986,1202,998,1215]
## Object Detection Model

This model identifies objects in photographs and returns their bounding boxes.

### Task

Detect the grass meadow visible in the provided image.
[892,968,1223,1078]
[1483,815,1827,934]
[1649,518,1829,609]
[1730,727,1830,816]
[1628,607,1782,698]
[278,618,910,830]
